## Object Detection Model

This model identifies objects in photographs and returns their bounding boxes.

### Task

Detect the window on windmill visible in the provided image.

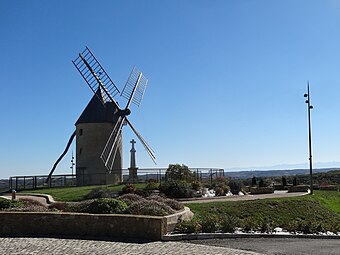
[79,148,82,154]
[79,129,83,136]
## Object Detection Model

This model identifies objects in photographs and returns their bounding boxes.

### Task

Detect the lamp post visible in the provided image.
[304,82,314,195]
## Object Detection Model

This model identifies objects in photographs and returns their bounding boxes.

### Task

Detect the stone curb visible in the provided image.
[162,232,340,241]
[16,193,56,204]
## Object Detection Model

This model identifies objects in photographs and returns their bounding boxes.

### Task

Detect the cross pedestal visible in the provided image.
[128,139,138,183]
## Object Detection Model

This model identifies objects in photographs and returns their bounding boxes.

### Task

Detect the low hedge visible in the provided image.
[319,185,338,191]
[288,185,309,193]
[250,187,274,194]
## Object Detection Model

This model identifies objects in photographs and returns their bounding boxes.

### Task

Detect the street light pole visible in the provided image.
[304,82,314,195]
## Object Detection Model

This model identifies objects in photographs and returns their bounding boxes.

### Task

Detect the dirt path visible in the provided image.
[180,191,308,204]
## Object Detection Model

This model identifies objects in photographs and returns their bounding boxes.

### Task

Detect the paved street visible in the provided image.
[0,237,263,255]
[185,237,340,255]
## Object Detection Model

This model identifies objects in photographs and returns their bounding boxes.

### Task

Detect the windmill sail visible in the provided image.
[121,66,148,109]
[100,116,125,172]
[125,118,156,164]
[72,47,120,103]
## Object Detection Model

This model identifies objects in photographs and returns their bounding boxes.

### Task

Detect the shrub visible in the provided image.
[81,198,128,214]
[215,187,225,196]
[175,220,202,234]
[191,180,202,191]
[164,198,184,210]
[122,184,136,194]
[160,180,194,198]
[119,194,144,205]
[128,199,175,216]
[48,202,68,211]
[146,195,166,202]
[241,217,257,232]
[220,215,239,233]
[200,215,219,233]
[85,188,115,199]
[228,180,242,195]
[258,219,275,233]
[288,185,309,193]
[0,199,23,210]
[319,185,338,191]
[284,220,300,233]
[145,182,159,190]
[165,164,195,182]
[250,187,274,194]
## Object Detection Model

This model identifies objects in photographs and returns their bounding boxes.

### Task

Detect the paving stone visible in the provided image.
[0,237,264,255]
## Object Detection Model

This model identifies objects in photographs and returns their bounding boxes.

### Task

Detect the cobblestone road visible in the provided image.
[0,237,263,255]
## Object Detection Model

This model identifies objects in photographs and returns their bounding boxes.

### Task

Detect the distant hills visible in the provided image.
[223,168,339,179]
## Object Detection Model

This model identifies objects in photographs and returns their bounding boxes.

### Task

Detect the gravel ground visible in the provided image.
[184,237,340,255]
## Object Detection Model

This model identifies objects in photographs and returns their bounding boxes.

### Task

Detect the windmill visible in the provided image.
[47,47,155,186]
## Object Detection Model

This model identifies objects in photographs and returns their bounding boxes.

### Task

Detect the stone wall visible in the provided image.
[76,122,122,186]
[0,212,167,241]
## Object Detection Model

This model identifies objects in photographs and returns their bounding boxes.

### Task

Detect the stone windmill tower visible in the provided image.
[47,47,156,186]
[75,87,122,185]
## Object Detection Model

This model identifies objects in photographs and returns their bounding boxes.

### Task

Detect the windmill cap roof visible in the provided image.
[75,87,118,125]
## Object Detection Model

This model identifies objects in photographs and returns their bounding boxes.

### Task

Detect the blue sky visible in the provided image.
[1,0,340,178]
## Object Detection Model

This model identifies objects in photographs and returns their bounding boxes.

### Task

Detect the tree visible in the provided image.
[259,178,265,187]
[282,176,287,187]
[251,176,257,187]
[165,164,195,182]
[293,177,297,186]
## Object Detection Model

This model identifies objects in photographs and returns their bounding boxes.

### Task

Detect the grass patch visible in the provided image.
[20,184,147,202]
[186,191,340,232]
[312,191,340,213]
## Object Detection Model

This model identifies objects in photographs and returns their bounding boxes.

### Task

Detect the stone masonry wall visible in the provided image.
[0,212,167,241]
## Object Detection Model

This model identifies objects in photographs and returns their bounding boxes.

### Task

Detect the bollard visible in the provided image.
[11,189,16,200]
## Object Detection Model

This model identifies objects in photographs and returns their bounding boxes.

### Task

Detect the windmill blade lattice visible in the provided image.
[72,47,120,103]
[100,116,125,172]
[121,66,148,108]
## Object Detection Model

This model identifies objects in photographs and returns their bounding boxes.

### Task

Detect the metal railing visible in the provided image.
[9,168,225,191]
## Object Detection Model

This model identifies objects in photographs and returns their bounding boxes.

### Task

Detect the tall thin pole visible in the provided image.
[304,82,314,195]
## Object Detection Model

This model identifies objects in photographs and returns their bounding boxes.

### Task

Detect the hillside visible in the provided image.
[224,168,338,179]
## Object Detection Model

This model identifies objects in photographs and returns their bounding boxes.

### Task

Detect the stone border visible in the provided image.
[17,193,56,204]
[162,232,340,241]
[0,206,193,241]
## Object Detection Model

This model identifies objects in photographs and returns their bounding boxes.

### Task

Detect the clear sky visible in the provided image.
[1,0,340,178]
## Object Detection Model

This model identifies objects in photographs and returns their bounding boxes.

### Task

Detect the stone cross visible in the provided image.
[130,139,136,169]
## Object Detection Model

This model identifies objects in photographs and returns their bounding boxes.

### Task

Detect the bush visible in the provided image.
[319,185,338,191]
[288,185,309,193]
[119,194,144,205]
[85,188,115,199]
[145,182,159,190]
[81,198,128,214]
[146,195,165,202]
[146,195,184,210]
[175,220,202,234]
[160,180,194,198]
[228,180,242,195]
[165,164,195,182]
[258,219,275,233]
[128,199,175,216]
[164,198,184,210]
[0,199,23,210]
[200,215,219,233]
[215,187,225,196]
[122,184,136,194]
[241,217,257,232]
[191,180,202,191]
[250,187,275,194]
[220,215,239,233]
